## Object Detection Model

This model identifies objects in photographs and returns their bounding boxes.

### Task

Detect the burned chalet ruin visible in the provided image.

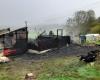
[28,29,71,51]
[0,27,28,56]
[0,26,71,55]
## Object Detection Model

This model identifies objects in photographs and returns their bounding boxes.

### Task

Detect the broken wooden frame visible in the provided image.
[0,27,28,55]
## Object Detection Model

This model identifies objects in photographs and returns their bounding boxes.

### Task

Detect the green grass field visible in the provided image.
[0,55,100,80]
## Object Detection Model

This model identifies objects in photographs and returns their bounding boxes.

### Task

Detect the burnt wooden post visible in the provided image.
[15,31,17,40]
[56,29,63,49]
[26,27,28,42]
[25,21,28,49]
[25,21,28,42]
[2,34,5,48]
[26,27,28,50]
[57,29,63,36]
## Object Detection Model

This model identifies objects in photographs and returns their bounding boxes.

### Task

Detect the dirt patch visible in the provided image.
[11,44,100,61]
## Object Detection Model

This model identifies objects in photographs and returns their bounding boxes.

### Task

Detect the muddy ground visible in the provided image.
[11,44,100,61]
[1,44,100,80]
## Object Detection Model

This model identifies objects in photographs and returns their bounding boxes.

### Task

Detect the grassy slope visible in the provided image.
[0,56,100,80]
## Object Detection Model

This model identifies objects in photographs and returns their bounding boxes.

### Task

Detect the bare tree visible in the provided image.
[66,10,96,35]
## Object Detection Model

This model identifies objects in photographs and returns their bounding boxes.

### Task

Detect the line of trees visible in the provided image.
[66,10,100,35]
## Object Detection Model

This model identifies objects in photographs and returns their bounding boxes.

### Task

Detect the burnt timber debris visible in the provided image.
[28,29,71,52]
[79,50,100,63]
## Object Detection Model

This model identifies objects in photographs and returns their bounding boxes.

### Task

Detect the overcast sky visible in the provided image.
[0,0,100,27]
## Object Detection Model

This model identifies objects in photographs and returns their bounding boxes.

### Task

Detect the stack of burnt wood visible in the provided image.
[79,50,100,65]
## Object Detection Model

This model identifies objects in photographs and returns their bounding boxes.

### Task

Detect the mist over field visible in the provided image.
[0,0,100,27]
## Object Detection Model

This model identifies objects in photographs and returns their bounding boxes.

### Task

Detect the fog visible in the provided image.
[0,0,100,27]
